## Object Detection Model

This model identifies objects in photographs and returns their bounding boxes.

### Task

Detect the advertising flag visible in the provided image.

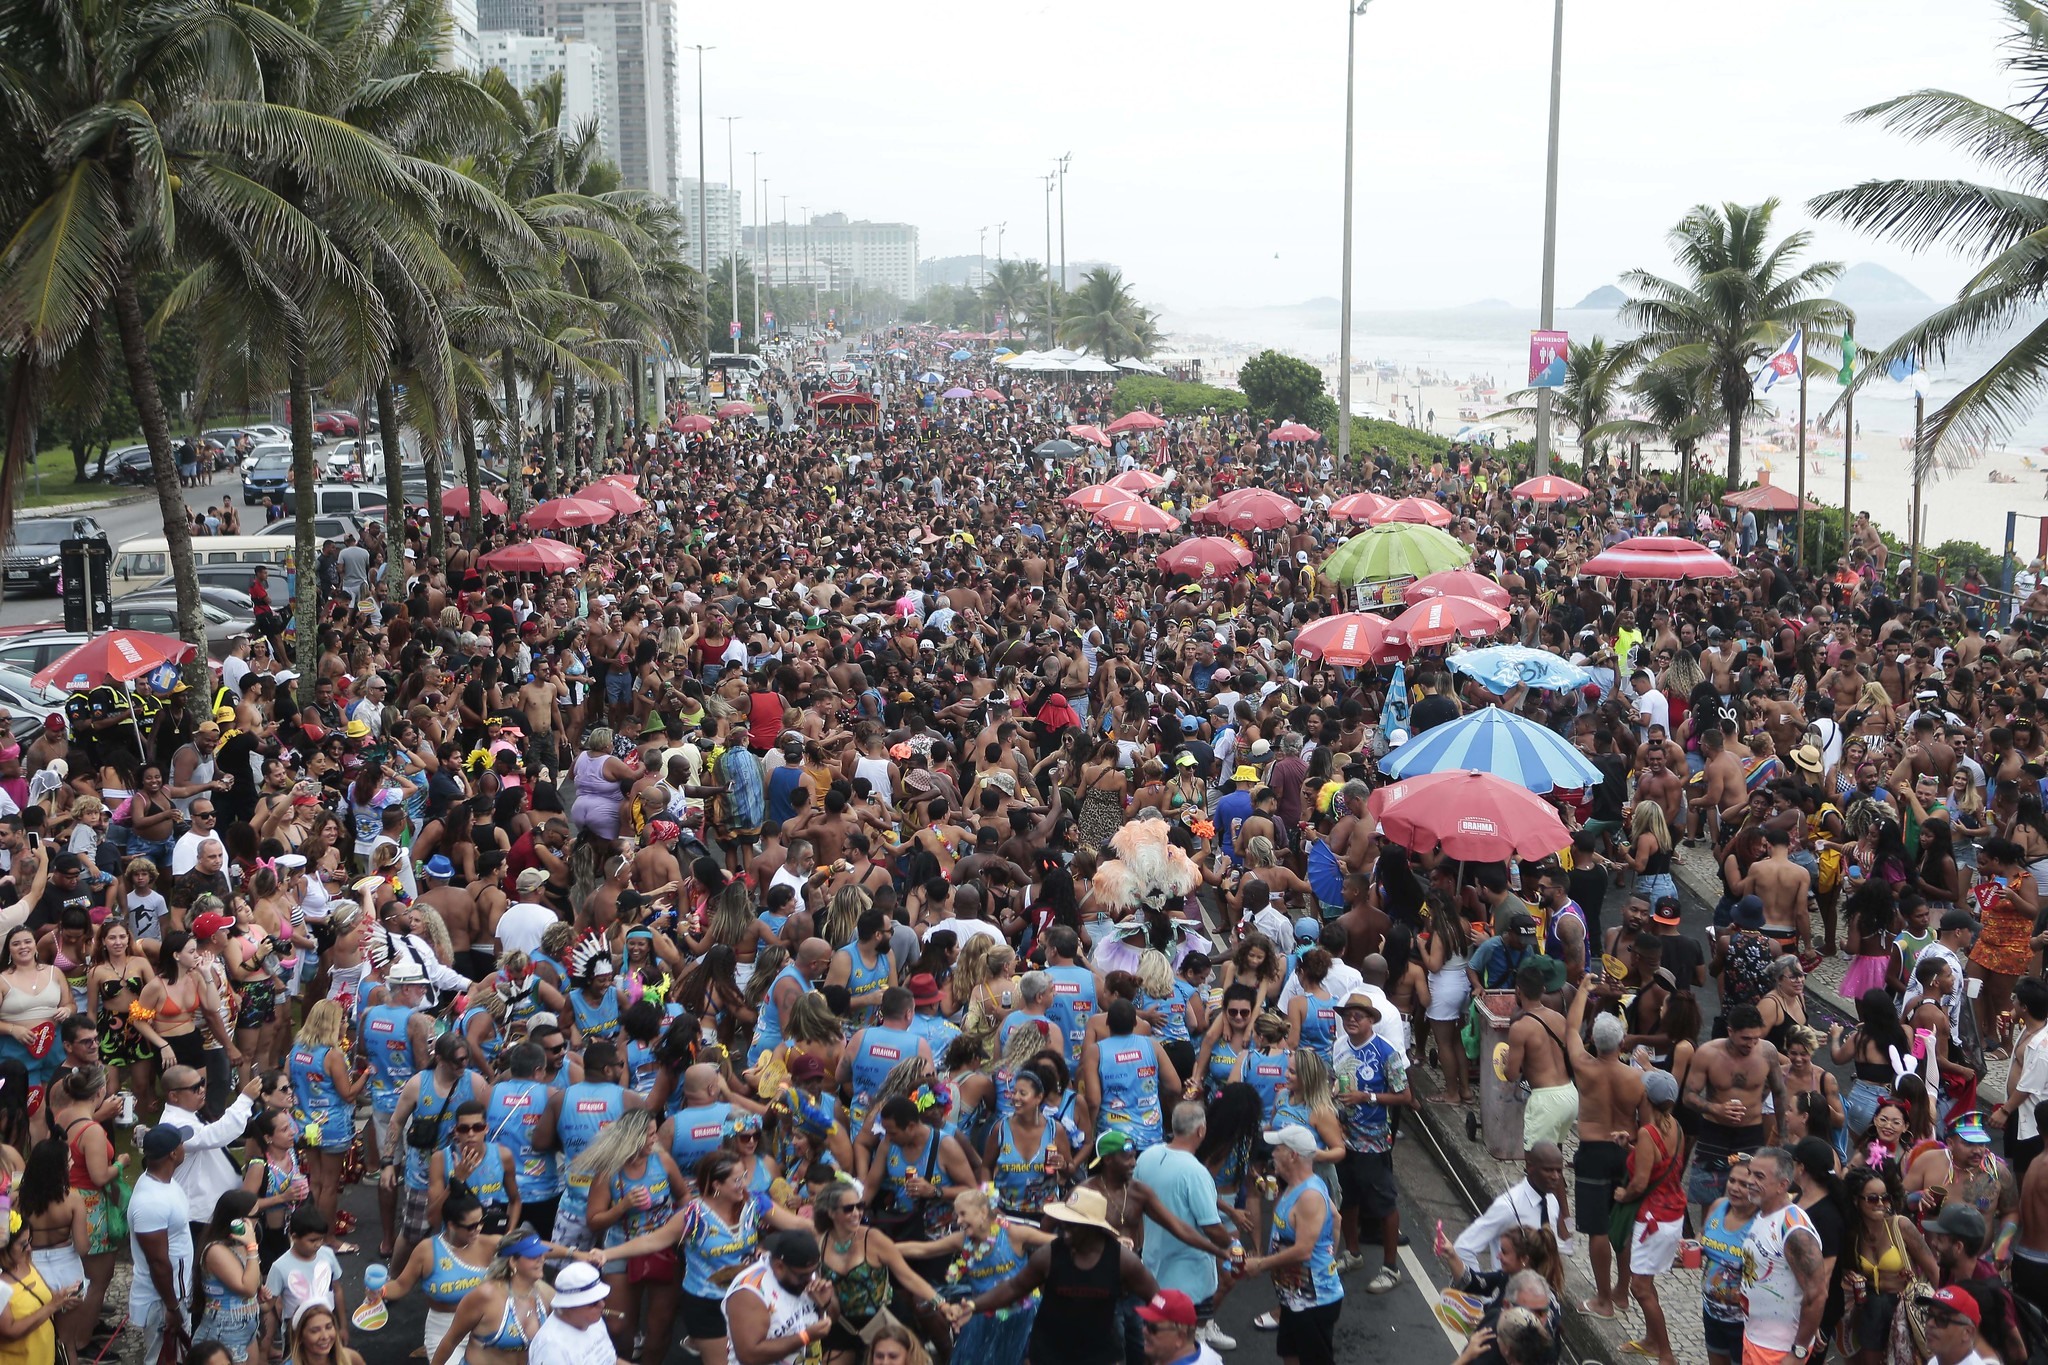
[1754,328,1802,392]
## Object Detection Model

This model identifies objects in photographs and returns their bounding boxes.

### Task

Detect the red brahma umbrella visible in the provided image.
[1105,410,1165,434]
[522,497,615,531]
[1269,421,1321,442]
[1061,485,1136,511]
[34,631,195,691]
[676,414,713,433]
[1579,536,1737,580]
[1367,769,1572,861]
[440,487,507,517]
[1067,424,1112,448]
[1369,496,1455,528]
[1157,536,1254,578]
[1093,499,1180,533]
[1386,595,1509,650]
[577,481,647,514]
[1108,469,1170,493]
[715,401,754,418]
[1404,570,1511,609]
[479,539,587,572]
[1292,613,1393,667]
[1329,491,1391,522]
[1194,488,1304,533]
[1510,475,1589,504]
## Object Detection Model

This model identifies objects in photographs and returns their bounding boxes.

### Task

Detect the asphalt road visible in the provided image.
[0,478,264,627]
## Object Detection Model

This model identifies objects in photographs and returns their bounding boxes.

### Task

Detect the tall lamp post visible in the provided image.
[686,44,713,367]
[750,153,761,339]
[1337,0,1371,465]
[1042,174,1056,346]
[978,225,989,329]
[721,116,741,346]
[1532,0,1564,476]
[1057,152,1071,292]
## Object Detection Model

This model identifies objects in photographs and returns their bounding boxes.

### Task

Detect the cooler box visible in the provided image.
[1473,990,1526,1160]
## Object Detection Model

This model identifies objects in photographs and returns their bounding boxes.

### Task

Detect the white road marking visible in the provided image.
[1397,1241,1467,1353]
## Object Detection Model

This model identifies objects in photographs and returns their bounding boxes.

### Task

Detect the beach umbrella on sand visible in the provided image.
[1380,706,1602,794]
[1033,439,1082,458]
[1067,424,1112,448]
[676,414,713,433]
[577,481,647,514]
[1193,488,1303,533]
[1367,768,1572,861]
[1093,499,1181,534]
[1106,410,1165,434]
[1292,612,1394,667]
[1404,570,1510,609]
[479,539,587,573]
[1062,485,1136,511]
[1580,535,1737,580]
[1329,491,1391,522]
[1370,496,1455,528]
[1270,421,1321,443]
[441,487,507,517]
[1386,595,1510,650]
[1510,475,1589,504]
[1321,523,1471,585]
[1157,536,1254,578]
[34,630,195,691]
[1448,645,1592,695]
[715,400,753,418]
[523,497,615,531]
[1108,468,1170,493]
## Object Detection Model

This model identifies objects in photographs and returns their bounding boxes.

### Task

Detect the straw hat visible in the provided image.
[1789,744,1824,775]
[1040,1186,1120,1235]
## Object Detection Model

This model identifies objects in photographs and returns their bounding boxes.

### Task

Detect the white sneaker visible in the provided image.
[1197,1321,1238,1351]
[1331,1251,1363,1274]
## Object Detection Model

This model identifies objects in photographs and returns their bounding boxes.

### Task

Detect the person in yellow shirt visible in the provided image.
[0,1220,78,1365]
[1613,607,1645,681]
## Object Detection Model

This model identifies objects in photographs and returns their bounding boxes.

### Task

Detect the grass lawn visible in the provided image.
[20,444,136,509]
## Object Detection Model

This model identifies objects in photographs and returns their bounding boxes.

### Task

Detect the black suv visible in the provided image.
[3,515,104,594]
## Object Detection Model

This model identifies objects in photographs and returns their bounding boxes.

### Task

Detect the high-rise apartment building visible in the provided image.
[677,179,743,270]
[742,212,919,301]
[478,33,613,147]
[541,0,678,198]
[443,0,481,68]
[477,0,545,33]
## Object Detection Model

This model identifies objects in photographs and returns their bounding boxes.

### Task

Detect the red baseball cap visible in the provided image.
[192,912,235,940]
[1135,1291,1197,1328]
[1919,1286,1980,1327]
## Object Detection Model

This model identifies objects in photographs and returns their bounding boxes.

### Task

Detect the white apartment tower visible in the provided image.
[677,180,743,270]
[442,0,481,69]
[478,33,613,148]
[542,0,678,198]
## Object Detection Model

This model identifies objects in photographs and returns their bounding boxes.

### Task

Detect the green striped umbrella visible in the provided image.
[1321,522,1472,585]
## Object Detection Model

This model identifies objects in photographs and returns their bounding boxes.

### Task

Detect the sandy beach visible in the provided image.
[1183,337,2032,562]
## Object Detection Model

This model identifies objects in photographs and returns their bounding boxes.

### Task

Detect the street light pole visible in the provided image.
[779,194,788,306]
[1533,0,1564,476]
[1057,153,1071,292]
[750,153,761,339]
[686,44,713,366]
[721,116,740,343]
[1338,0,1371,466]
[1042,174,1055,346]
[978,226,988,330]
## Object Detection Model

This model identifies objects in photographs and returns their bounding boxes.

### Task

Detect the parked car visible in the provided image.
[0,665,65,724]
[109,595,254,660]
[2,515,105,594]
[242,447,293,504]
[132,582,257,617]
[313,411,357,438]
[0,632,90,677]
[256,516,366,544]
[101,445,156,485]
[325,439,383,481]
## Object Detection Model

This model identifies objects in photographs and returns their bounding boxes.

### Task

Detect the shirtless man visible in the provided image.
[1329,781,1378,878]
[1748,827,1814,947]
[517,661,568,775]
[1700,628,1739,699]
[1634,743,1685,831]
[2016,1128,2048,1305]
[1504,962,1577,1152]
[1820,649,1866,716]
[1691,727,1748,844]
[1566,977,1647,1319]
[1889,714,1959,792]
[418,857,489,980]
[1680,1002,1789,1224]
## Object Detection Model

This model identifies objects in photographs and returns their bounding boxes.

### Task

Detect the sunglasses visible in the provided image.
[453,1219,485,1232]
[454,1123,487,1134]
[1862,1193,1890,1205]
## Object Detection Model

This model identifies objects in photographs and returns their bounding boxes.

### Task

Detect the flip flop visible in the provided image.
[1424,1094,1462,1106]
[332,1241,360,1255]
[1253,1312,1280,1331]
[1579,1299,1618,1320]
[1621,1341,1658,1356]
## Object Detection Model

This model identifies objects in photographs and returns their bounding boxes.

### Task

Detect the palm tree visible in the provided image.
[1620,200,1850,486]
[1057,268,1157,362]
[0,0,373,702]
[1587,356,1724,510]
[981,259,1046,339]
[1808,0,2048,465]
[1491,336,1632,470]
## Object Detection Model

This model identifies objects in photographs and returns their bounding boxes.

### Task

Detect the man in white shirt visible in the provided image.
[1630,670,1669,741]
[495,869,558,958]
[161,1069,262,1241]
[128,1124,196,1365]
[169,795,228,876]
[527,1259,617,1365]
[1452,1141,1575,1268]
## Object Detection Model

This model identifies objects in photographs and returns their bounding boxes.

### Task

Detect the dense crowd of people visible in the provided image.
[0,326,2042,1365]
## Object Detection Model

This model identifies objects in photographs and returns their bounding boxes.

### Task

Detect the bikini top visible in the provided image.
[472,1287,546,1350]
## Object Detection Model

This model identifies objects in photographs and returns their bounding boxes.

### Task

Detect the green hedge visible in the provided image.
[1110,376,1245,417]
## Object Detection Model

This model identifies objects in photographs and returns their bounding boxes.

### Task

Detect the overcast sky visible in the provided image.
[684,0,2023,312]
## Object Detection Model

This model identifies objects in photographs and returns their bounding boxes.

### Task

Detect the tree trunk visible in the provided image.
[1724,379,1746,488]
[424,402,446,566]
[537,369,556,500]
[1679,440,1694,516]
[107,262,205,719]
[376,380,404,597]
[287,347,319,704]
[592,388,608,472]
[500,346,525,522]
[458,397,483,548]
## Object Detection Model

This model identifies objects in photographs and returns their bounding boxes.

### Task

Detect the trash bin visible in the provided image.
[1472,990,1526,1160]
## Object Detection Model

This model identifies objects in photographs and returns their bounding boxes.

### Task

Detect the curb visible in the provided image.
[1667,851,2008,1108]
[1408,1068,1633,1365]
[23,490,153,516]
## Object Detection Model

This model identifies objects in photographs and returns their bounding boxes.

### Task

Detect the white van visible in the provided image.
[112,535,292,595]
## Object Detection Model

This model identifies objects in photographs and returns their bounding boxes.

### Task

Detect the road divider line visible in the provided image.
[1397,1242,1466,1354]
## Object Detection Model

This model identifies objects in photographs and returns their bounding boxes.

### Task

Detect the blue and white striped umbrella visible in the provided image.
[1380,705,1601,794]
[1447,644,1591,695]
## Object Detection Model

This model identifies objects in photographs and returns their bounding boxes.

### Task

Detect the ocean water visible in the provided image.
[1158,301,2048,456]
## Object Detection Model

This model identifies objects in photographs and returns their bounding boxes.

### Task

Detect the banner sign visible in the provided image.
[1528,330,1568,389]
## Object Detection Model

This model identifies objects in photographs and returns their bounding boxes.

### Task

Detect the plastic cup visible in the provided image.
[1967,977,1984,999]
[362,1264,388,1294]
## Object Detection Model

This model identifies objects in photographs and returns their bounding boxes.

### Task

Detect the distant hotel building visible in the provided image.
[741,212,919,301]
[443,0,480,68]
[677,179,744,269]
[478,33,614,148]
